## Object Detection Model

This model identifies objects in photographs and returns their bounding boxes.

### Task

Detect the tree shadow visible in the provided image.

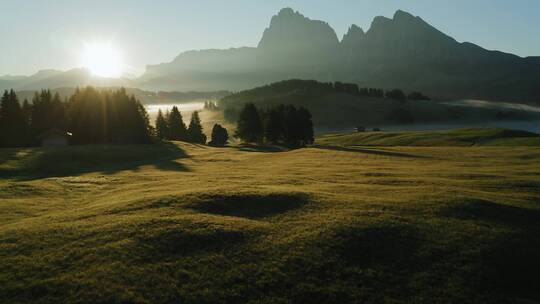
[328,223,422,267]
[187,192,309,219]
[1,141,190,181]
[441,199,540,300]
[0,147,23,165]
[477,232,540,301]
[237,143,290,153]
[440,198,540,227]
[312,144,429,159]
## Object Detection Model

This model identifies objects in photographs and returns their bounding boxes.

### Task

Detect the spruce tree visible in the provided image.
[283,105,302,147]
[235,103,263,143]
[155,109,169,139]
[297,106,314,146]
[167,106,187,141]
[21,99,32,126]
[264,105,285,144]
[0,90,26,147]
[187,111,206,144]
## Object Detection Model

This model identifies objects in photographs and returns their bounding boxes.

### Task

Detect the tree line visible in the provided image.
[1,86,316,149]
[235,103,314,147]
[0,87,151,147]
[224,79,429,101]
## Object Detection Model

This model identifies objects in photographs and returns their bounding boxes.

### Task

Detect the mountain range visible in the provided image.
[2,8,539,104]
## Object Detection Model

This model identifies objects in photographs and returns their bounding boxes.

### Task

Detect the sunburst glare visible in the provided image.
[80,41,124,78]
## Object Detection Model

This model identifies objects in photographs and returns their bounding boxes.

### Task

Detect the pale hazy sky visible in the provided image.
[1,0,539,76]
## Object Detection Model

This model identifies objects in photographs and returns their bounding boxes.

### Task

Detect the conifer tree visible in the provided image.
[167,106,187,141]
[187,111,206,144]
[155,109,169,139]
[209,123,228,146]
[21,99,32,125]
[235,102,263,143]
[297,106,314,145]
[264,105,285,144]
[0,90,26,147]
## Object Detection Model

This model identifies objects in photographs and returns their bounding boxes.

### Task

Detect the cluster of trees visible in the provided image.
[407,91,431,101]
[0,87,151,147]
[69,87,150,144]
[155,107,206,144]
[385,89,431,101]
[203,101,219,111]
[334,82,385,97]
[235,103,314,147]
[224,79,428,101]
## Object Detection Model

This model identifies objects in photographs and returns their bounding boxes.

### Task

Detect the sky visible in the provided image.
[1,0,539,76]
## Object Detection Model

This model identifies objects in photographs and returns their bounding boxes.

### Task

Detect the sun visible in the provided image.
[80,41,124,78]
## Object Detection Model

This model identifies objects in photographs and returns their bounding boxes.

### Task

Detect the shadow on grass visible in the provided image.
[135,225,250,261]
[188,192,309,219]
[329,224,422,267]
[312,144,429,158]
[440,198,540,227]
[0,141,189,181]
[237,143,290,153]
[442,199,540,300]
[0,147,23,165]
[478,232,540,301]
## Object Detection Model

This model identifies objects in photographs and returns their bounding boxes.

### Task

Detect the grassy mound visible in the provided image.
[1,142,539,303]
[317,128,540,147]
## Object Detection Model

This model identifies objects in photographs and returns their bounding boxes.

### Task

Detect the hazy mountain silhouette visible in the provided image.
[0,68,133,91]
[2,8,539,104]
[138,8,540,104]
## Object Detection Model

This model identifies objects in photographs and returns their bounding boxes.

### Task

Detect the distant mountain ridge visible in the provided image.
[139,8,540,104]
[0,68,134,92]
[2,8,539,104]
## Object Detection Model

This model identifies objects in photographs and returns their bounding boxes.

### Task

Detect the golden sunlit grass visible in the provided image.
[0,136,539,302]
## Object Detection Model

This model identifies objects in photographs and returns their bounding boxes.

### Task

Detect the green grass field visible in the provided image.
[1,129,539,303]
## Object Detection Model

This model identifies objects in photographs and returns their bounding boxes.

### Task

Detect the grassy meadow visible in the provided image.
[1,129,539,303]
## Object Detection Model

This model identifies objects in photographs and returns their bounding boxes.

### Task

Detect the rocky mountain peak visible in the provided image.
[257,7,339,50]
[342,24,365,46]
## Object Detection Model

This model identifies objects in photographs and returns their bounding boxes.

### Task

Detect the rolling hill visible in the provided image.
[316,128,540,147]
[1,139,539,303]
[220,79,540,130]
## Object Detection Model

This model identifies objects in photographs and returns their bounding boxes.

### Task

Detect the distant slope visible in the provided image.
[316,128,540,147]
[220,80,540,130]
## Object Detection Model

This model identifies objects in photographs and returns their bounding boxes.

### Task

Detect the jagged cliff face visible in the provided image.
[258,8,339,50]
[256,8,339,70]
[137,8,540,103]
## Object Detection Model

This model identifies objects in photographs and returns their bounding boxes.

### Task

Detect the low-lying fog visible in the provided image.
[145,102,205,123]
[317,99,540,134]
[145,99,539,135]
